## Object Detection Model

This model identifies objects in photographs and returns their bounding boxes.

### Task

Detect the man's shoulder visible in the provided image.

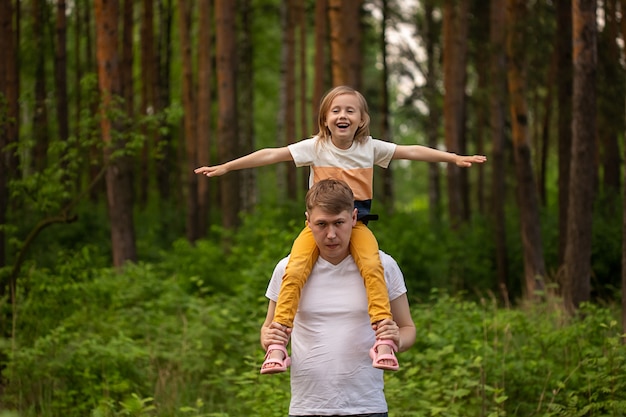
[277,255,290,270]
[379,251,407,299]
[379,250,399,267]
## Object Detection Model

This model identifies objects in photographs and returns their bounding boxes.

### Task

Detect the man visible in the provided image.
[260,178,416,417]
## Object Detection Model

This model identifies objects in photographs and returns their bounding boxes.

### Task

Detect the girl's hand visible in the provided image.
[455,154,487,167]
[194,165,228,177]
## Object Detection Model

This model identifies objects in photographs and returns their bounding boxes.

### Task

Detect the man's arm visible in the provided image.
[374,294,416,353]
[390,294,416,352]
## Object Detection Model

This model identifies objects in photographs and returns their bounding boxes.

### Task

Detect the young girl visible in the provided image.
[195,86,486,374]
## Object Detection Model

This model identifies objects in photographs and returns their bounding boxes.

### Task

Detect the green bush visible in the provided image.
[374,213,496,298]
[384,292,626,417]
[3,213,625,416]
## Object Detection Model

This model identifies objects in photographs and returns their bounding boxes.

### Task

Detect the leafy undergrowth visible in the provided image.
[2,218,625,416]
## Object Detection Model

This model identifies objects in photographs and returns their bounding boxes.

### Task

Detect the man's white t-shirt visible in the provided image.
[265,251,407,416]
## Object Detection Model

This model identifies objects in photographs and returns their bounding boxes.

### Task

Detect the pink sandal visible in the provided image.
[369,339,399,371]
[260,344,291,374]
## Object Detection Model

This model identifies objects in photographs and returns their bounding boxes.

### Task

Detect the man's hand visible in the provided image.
[261,322,291,351]
[372,318,400,351]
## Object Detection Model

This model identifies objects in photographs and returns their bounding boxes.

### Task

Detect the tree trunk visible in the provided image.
[121,0,134,205]
[82,1,105,203]
[285,0,297,200]
[238,0,256,212]
[312,0,328,127]
[215,0,240,230]
[342,0,363,90]
[537,53,556,207]
[298,0,308,193]
[379,0,393,213]
[55,0,72,201]
[423,0,442,225]
[0,0,20,279]
[328,0,363,88]
[328,0,346,85]
[506,0,546,299]
[177,0,200,242]
[139,0,156,208]
[33,0,50,172]
[472,0,489,215]
[597,0,621,198]
[156,0,174,201]
[442,0,469,228]
[276,1,288,198]
[490,0,509,306]
[621,0,626,344]
[197,0,214,235]
[122,0,134,117]
[95,0,138,267]
[563,0,597,313]
[54,0,70,148]
[73,0,83,141]
[556,0,572,264]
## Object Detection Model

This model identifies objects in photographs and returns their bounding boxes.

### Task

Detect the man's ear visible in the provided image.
[352,208,358,225]
[305,211,310,227]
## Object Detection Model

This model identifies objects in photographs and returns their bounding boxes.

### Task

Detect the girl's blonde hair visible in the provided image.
[315,86,371,143]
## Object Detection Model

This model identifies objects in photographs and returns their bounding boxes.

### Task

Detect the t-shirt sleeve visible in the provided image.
[265,257,289,302]
[287,138,316,167]
[372,139,397,169]
[380,251,407,301]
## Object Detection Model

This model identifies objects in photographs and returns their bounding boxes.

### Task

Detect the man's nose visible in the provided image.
[327,226,337,239]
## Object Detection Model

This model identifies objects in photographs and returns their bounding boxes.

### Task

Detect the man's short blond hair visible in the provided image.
[305,179,354,215]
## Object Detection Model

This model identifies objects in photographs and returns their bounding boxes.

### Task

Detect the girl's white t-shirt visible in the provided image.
[266,251,407,416]
[288,136,396,219]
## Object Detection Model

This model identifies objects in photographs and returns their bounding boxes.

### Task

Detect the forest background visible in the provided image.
[1,0,626,416]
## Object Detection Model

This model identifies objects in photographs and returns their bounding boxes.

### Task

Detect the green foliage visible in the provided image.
[5,192,623,416]
[4,249,268,416]
[384,292,626,417]
[3,211,300,416]
[3,217,626,416]
[590,197,623,299]
[154,205,301,298]
[375,212,496,299]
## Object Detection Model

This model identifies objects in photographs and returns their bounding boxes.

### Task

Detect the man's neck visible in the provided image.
[319,251,350,265]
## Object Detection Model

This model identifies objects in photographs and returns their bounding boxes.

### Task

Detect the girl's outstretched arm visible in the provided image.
[194,147,294,177]
[392,144,486,167]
